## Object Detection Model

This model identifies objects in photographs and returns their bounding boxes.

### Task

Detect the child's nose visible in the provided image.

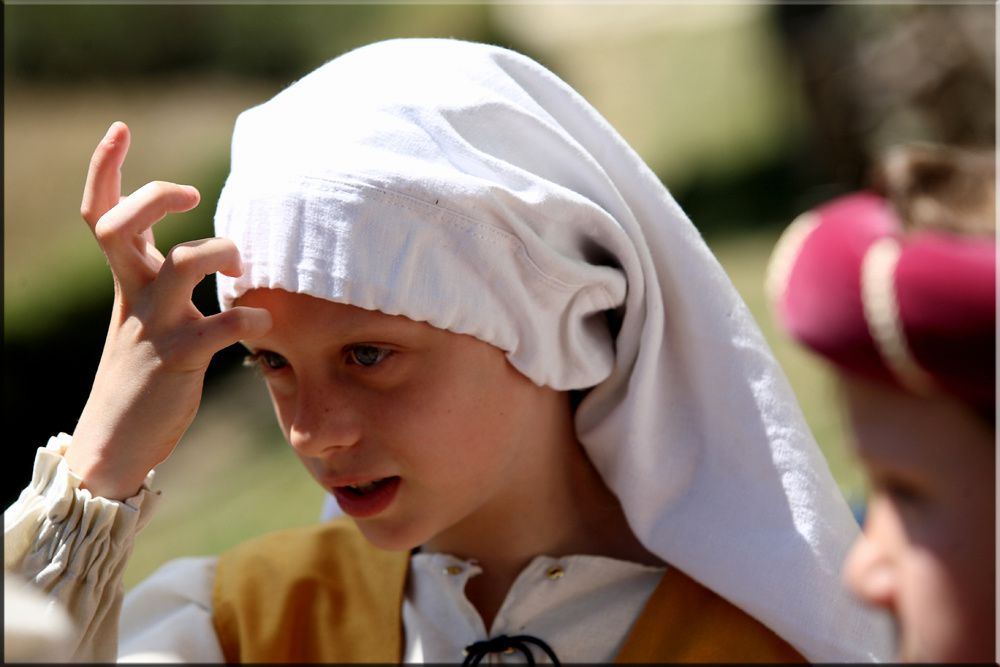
[287,384,362,457]
[842,530,897,613]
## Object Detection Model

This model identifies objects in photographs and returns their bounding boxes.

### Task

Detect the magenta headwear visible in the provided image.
[767,191,996,419]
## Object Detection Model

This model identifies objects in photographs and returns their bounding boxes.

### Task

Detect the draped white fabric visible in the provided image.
[215,38,891,662]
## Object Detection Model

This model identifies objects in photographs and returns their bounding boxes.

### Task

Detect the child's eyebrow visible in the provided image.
[321,312,436,341]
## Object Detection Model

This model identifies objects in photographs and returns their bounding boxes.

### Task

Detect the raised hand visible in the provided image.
[64,122,272,500]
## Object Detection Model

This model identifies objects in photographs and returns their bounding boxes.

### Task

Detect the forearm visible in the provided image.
[3,121,267,664]
[4,434,160,662]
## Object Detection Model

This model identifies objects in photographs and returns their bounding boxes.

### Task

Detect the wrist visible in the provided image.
[63,438,151,501]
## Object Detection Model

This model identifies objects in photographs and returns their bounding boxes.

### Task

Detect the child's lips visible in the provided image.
[331,476,401,518]
[323,471,394,489]
[337,475,396,494]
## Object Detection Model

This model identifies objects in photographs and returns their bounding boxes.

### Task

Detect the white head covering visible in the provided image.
[215,38,892,662]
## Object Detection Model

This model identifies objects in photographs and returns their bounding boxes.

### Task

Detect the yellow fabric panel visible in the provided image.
[616,566,806,663]
[212,517,408,662]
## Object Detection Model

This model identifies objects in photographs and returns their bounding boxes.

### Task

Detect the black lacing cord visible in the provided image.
[462,634,561,666]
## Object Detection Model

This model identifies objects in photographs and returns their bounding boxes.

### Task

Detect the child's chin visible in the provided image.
[353,518,426,553]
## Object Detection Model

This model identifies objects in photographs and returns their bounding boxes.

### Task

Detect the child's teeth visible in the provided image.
[351,481,378,492]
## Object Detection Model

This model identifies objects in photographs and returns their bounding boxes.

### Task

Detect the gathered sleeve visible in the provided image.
[3,433,222,662]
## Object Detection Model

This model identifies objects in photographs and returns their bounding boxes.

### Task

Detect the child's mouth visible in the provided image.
[342,477,395,496]
[333,476,401,518]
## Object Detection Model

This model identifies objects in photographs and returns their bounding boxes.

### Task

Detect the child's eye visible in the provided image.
[243,351,289,372]
[347,345,391,368]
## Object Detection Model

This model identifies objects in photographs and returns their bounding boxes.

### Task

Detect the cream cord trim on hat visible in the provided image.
[861,237,937,394]
[764,211,820,310]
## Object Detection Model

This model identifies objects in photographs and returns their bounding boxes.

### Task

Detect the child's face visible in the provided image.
[840,376,995,662]
[235,288,577,554]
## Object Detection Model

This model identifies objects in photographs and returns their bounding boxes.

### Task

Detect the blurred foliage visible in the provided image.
[5,4,495,83]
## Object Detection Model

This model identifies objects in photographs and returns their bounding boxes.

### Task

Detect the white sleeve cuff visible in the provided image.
[5,433,161,590]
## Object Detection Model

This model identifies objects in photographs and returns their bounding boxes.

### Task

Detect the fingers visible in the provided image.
[149,237,271,363]
[94,181,201,290]
[185,307,273,365]
[154,306,271,372]
[80,125,264,368]
[153,237,242,317]
[81,122,130,226]
[95,180,201,245]
[82,123,201,293]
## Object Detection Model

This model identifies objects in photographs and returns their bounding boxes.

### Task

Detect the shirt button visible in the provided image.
[546,565,565,580]
[444,565,464,576]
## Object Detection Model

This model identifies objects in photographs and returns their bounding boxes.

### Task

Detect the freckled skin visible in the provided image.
[237,289,653,542]
[235,288,659,627]
[841,376,995,662]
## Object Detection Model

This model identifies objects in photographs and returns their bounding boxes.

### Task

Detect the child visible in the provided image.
[4,39,891,662]
[767,143,995,662]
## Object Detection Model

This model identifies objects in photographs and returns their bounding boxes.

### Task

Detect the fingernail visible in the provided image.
[250,308,273,334]
[103,121,120,140]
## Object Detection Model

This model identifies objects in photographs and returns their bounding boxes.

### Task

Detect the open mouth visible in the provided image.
[332,476,402,518]
[341,476,398,496]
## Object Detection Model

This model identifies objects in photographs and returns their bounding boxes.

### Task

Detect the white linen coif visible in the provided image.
[215,38,892,662]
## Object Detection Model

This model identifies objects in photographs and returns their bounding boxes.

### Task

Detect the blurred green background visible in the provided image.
[4,3,994,589]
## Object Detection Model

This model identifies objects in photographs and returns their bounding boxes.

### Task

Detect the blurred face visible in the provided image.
[235,288,575,553]
[841,376,995,662]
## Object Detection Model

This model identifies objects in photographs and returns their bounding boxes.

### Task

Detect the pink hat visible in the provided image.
[767,192,995,418]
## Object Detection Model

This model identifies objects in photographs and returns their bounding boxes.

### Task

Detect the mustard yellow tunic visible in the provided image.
[213,519,805,663]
